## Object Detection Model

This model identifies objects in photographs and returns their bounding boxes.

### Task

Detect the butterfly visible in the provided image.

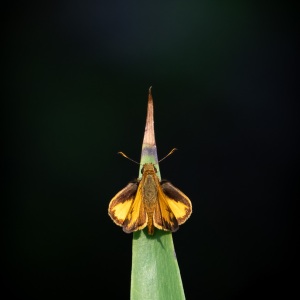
[108,162,192,235]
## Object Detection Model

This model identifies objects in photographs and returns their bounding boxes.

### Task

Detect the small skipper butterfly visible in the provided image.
[108,153,192,235]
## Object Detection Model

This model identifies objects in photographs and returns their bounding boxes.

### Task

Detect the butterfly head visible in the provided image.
[141,163,157,174]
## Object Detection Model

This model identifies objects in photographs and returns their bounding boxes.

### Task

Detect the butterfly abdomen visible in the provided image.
[147,212,155,235]
[142,172,159,235]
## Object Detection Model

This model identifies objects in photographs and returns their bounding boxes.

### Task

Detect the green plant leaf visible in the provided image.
[131,230,186,300]
[130,87,186,300]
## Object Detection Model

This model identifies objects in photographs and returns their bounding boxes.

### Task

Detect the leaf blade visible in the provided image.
[130,87,186,300]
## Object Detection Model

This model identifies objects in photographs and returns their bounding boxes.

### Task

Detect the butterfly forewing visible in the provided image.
[108,181,139,226]
[160,181,192,225]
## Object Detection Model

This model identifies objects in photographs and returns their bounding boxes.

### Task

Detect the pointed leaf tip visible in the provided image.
[143,88,155,147]
[148,86,153,105]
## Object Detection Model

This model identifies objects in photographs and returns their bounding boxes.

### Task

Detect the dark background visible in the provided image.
[3,1,298,299]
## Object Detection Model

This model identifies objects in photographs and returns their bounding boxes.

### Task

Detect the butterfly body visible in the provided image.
[141,167,158,234]
[108,163,192,235]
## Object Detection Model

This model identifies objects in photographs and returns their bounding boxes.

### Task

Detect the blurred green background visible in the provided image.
[3,1,298,299]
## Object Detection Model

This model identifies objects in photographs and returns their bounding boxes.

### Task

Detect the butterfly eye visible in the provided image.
[141,166,145,174]
[154,166,157,173]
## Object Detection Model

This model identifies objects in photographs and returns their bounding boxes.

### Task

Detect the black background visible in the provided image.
[3,1,298,299]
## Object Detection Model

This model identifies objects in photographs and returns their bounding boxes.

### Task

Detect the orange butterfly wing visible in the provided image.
[108,181,148,233]
[153,180,192,232]
[160,181,192,225]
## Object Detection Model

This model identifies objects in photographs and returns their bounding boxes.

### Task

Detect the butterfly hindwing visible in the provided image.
[153,181,179,232]
[122,181,148,233]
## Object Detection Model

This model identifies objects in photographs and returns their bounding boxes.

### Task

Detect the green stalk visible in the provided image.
[130,88,186,300]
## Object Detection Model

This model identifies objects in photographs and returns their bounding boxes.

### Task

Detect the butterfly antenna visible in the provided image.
[118,152,140,165]
[158,148,178,163]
